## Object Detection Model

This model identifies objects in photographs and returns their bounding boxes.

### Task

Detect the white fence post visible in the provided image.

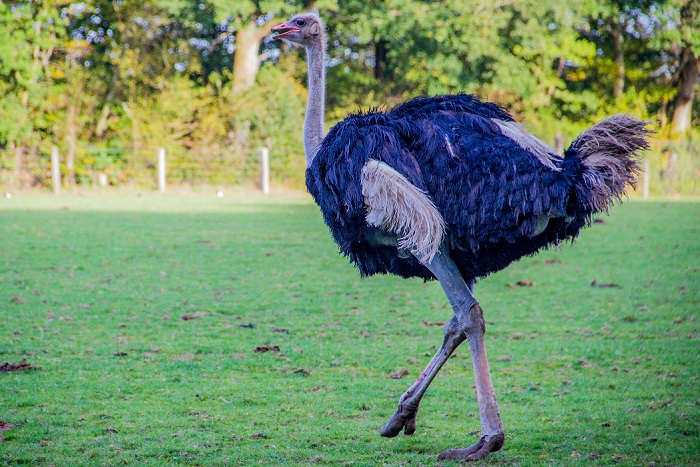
[259,147,270,194]
[158,147,166,193]
[643,158,649,199]
[51,146,61,196]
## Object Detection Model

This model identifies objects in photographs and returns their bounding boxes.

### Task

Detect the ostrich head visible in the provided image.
[272,12,324,48]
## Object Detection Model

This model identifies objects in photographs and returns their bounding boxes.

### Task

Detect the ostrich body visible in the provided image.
[273,13,650,461]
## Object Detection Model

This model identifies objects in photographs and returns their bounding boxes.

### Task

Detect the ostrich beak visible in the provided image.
[272,23,300,39]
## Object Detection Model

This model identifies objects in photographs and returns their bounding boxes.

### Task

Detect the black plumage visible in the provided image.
[306,94,643,282]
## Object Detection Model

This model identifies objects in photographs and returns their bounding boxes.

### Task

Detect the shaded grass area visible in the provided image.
[1,194,698,466]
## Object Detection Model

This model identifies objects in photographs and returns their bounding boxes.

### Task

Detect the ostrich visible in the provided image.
[272,12,651,461]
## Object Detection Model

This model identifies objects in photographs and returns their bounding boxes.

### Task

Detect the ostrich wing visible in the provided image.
[361,159,445,263]
[491,120,561,171]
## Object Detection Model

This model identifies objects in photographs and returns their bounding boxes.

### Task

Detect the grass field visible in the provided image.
[1,193,698,466]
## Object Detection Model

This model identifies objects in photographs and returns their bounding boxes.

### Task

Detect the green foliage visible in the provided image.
[0,1,699,191]
[0,1,66,146]
[647,135,700,196]
[226,64,307,186]
[0,195,698,465]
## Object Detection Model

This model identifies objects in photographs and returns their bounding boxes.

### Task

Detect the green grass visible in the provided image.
[1,194,698,466]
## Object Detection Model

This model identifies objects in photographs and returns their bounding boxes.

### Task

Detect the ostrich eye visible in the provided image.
[296,19,306,26]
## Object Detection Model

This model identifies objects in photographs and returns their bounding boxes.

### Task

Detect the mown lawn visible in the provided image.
[1,193,698,466]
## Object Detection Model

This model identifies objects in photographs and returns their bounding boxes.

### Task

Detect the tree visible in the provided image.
[323,0,523,110]
[0,1,67,187]
[670,0,700,135]
[201,0,330,92]
[0,0,696,191]
[64,0,204,168]
[323,0,600,138]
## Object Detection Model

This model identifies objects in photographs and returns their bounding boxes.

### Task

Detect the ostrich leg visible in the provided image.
[380,315,466,437]
[381,246,505,461]
[436,300,505,461]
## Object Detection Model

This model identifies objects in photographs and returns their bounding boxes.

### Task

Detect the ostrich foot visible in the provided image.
[437,433,505,461]
[380,403,417,437]
[381,318,465,438]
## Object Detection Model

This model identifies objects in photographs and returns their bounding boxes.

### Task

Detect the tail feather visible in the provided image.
[568,115,652,213]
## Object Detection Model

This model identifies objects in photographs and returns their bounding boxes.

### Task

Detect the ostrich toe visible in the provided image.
[380,404,418,437]
[437,433,505,461]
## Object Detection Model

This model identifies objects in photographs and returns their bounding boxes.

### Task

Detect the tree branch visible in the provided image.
[208,27,235,53]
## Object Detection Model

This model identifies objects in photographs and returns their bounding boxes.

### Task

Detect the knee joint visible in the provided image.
[442,318,466,348]
[461,303,486,335]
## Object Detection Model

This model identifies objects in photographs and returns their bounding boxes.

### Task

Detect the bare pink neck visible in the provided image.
[304,38,326,166]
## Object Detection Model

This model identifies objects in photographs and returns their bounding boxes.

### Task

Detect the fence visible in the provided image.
[1,140,699,197]
[1,145,274,193]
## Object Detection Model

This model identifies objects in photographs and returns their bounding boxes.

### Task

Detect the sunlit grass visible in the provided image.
[1,194,698,466]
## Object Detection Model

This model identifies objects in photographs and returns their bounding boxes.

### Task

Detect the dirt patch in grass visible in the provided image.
[388,368,409,379]
[0,420,14,431]
[1,360,40,373]
[590,279,620,288]
[280,368,311,376]
[181,311,207,320]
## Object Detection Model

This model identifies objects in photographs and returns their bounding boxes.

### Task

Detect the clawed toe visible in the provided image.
[403,413,416,435]
[437,433,505,461]
[380,409,417,437]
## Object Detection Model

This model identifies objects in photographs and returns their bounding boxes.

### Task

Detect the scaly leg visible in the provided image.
[437,301,504,461]
[380,316,465,437]
[380,246,505,460]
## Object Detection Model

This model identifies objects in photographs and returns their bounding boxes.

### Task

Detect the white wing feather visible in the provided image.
[492,119,562,171]
[361,159,445,263]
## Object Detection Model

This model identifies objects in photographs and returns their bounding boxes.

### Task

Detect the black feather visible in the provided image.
[306,94,646,283]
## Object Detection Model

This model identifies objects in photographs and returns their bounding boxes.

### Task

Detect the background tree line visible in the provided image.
[1,0,698,194]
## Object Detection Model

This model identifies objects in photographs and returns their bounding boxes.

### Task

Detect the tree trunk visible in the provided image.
[670,48,699,135]
[30,22,42,85]
[659,95,668,130]
[13,144,25,189]
[95,73,119,137]
[121,102,141,186]
[95,103,111,137]
[233,20,282,93]
[374,39,388,80]
[233,22,261,92]
[231,2,317,92]
[66,101,77,191]
[611,19,624,99]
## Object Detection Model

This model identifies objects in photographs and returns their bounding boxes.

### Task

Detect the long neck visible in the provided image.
[304,39,326,166]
